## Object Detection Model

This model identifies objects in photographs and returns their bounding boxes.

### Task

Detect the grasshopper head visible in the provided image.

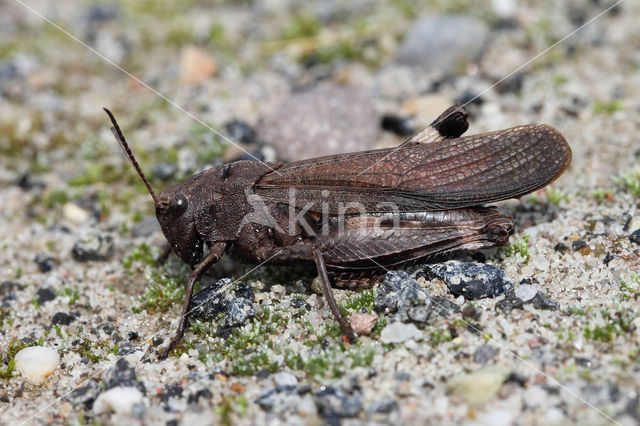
[104,108,204,268]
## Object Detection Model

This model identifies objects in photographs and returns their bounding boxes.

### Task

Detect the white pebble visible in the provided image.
[515,284,538,302]
[63,202,91,225]
[273,371,298,387]
[533,255,549,271]
[15,346,60,385]
[380,322,421,344]
[94,386,143,415]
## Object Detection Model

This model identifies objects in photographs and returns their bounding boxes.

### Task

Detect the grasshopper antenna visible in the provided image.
[103,108,159,205]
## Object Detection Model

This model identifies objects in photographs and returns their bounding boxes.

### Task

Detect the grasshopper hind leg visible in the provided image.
[312,248,357,343]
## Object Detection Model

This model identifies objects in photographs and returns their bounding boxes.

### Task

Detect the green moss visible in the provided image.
[583,309,633,342]
[0,338,35,380]
[620,274,640,300]
[343,288,376,313]
[593,99,623,115]
[498,233,530,262]
[613,163,640,197]
[134,270,187,313]
[281,12,322,40]
[546,187,571,206]
[216,394,248,426]
[57,286,80,306]
[430,328,453,346]
[122,243,156,270]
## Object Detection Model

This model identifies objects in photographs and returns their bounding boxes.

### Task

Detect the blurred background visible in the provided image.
[1,0,638,225]
[2,2,640,425]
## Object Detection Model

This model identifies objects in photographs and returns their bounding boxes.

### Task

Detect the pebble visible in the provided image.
[131,216,161,237]
[71,231,114,262]
[34,253,54,273]
[447,366,508,408]
[375,271,432,323]
[395,15,488,74]
[426,261,514,299]
[36,287,56,305]
[473,344,497,364]
[495,296,524,314]
[51,312,74,326]
[150,162,177,180]
[105,358,145,393]
[260,84,378,160]
[273,372,298,387]
[63,202,91,225]
[314,387,362,418]
[224,120,258,145]
[93,386,143,415]
[14,346,60,385]
[572,239,587,251]
[180,46,217,85]
[630,229,640,245]
[349,312,378,335]
[514,284,538,302]
[380,322,421,344]
[531,292,560,310]
[190,279,256,328]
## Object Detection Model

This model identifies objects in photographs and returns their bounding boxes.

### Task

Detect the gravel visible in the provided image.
[1,1,640,425]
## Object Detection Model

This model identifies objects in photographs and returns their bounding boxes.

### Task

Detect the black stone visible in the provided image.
[152,337,164,347]
[160,384,183,403]
[187,388,212,404]
[505,372,527,387]
[0,281,23,303]
[128,331,139,341]
[630,229,640,245]
[495,296,524,313]
[52,312,74,326]
[190,278,256,328]
[553,242,568,253]
[224,120,258,144]
[426,261,513,299]
[602,252,614,265]
[571,239,587,251]
[105,358,145,394]
[381,114,414,136]
[291,298,311,310]
[34,253,55,273]
[117,342,138,356]
[374,271,432,323]
[370,398,397,413]
[315,387,362,418]
[70,380,101,408]
[531,292,559,310]
[456,90,484,106]
[36,287,56,305]
[71,233,114,262]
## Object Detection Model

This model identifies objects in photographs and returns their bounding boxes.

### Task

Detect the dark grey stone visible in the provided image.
[426,261,514,299]
[630,229,640,245]
[71,232,114,262]
[496,296,524,313]
[531,292,559,310]
[191,278,256,328]
[36,287,56,305]
[431,297,461,318]
[572,239,587,251]
[473,344,497,364]
[104,358,145,394]
[395,15,488,74]
[375,271,432,323]
[35,253,54,272]
[315,386,362,418]
[52,312,74,326]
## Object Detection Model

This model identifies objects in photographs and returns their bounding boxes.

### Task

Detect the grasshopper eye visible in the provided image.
[168,194,188,217]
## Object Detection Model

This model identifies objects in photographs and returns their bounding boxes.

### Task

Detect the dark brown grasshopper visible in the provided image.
[103,104,571,358]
